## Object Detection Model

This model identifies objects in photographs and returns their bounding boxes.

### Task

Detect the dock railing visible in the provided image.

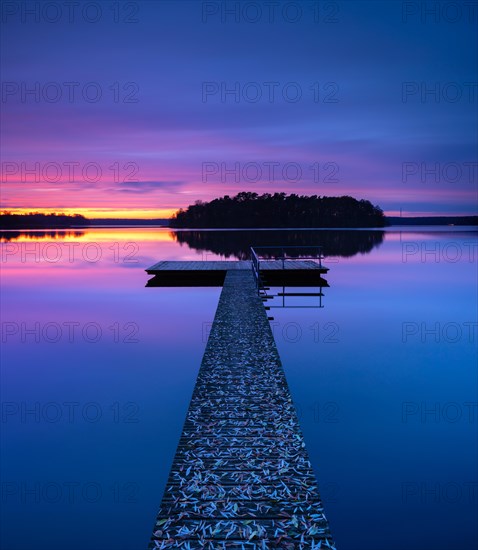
[250,246,261,284]
[250,245,324,292]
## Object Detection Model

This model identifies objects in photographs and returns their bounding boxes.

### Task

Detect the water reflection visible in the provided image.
[0,230,85,241]
[172,229,384,258]
[1,227,476,550]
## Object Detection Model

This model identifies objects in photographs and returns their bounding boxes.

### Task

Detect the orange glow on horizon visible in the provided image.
[1,207,177,219]
[0,227,176,243]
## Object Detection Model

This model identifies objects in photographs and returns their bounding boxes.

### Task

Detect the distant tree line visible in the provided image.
[170,192,386,228]
[0,212,90,229]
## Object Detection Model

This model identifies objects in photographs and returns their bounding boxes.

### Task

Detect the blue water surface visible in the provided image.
[1,227,476,550]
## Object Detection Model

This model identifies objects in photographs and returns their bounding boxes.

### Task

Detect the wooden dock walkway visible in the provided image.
[146,260,329,287]
[146,260,327,273]
[149,269,335,549]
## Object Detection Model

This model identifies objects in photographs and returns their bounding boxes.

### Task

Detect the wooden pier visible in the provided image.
[146,260,329,287]
[148,266,335,549]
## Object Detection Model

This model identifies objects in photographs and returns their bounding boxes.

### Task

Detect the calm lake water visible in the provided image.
[1,227,477,550]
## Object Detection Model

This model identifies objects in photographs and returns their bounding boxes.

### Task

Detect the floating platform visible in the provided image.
[146,260,329,287]
[148,269,335,549]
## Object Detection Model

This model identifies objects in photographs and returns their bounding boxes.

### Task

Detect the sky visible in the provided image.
[1,0,477,218]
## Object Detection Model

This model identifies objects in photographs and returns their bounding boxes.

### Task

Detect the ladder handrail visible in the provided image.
[250,245,324,268]
[249,247,262,294]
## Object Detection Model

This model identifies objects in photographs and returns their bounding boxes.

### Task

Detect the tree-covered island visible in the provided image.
[170,192,386,228]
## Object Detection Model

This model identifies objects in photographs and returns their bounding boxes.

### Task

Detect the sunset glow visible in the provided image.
[1,207,177,219]
[1,2,476,219]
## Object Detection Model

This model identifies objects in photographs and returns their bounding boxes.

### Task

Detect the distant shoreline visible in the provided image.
[1,215,476,230]
[385,216,477,226]
[81,215,478,228]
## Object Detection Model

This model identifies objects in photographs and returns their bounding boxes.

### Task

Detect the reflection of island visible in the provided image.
[171,229,384,259]
[0,230,85,242]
